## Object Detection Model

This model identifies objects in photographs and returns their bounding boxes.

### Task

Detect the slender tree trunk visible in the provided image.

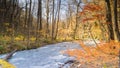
[36,0,42,43]
[67,2,72,29]
[73,0,81,39]
[39,0,42,30]
[27,0,32,46]
[52,0,55,40]
[113,0,120,41]
[23,1,28,41]
[105,0,114,40]
[46,0,50,38]
[55,0,61,39]
[10,0,16,42]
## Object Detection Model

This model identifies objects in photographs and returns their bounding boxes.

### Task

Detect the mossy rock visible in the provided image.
[0,59,16,68]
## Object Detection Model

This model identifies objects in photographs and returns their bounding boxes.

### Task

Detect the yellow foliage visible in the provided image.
[30,37,36,41]
[0,36,10,41]
[15,35,24,41]
[4,23,10,26]
[4,36,11,41]
[0,59,16,68]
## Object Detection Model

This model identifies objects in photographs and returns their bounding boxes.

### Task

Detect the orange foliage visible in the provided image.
[93,14,105,19]
[79,12,85,15]
[97,40,120,56]
[103,22,111,24]
[82,18,95,22]
[83,4,102,12]
[64,40,120,66]
[79,3,106,24]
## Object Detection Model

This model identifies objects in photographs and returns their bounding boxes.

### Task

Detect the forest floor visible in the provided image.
[0,41,119,68]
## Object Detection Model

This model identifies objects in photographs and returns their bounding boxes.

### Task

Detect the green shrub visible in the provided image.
[11,42,26,50]
[0,45,5,53]
[0,45,4,50]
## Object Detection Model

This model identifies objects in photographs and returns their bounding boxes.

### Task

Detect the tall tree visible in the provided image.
[38,0,42,30]
[51,0,55,40]
[10,0,18,42]
[54,0,61,39]
[67,1,73,29]
[27,0,32,46]
[36,0,42,42]
[113,0,120,41]
[23,0,28,41]
[46,0,50,38]
[105,0,114,40]
[73,0,81,39]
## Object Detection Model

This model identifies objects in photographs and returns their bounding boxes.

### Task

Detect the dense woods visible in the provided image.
[0,0,120,54]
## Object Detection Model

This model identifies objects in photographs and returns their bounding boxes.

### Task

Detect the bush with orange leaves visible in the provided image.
[64,40,120,67]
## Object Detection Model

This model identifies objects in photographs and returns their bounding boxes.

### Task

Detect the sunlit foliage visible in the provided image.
[0,59,15,68]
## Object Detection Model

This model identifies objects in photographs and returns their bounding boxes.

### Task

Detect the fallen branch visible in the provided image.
[4,49,17,61]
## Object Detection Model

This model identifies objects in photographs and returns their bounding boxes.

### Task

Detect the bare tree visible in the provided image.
[38,0,42,30]
[51,0,55,40]
[54,0,61,39]
[73,0,81,39]
[67,1,73,29]
[27,0,32,46]
[36,0,42,42]
[10,0,19,42]
[46,0,50,38]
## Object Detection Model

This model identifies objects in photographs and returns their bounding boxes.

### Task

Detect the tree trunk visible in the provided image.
[52,0,55,40]
[27,0,32,46]
[54,0,61,39]
[23,0,28,41]
[36,0,42,43]
[73,0,81,39]
[10,0,17,43]
[46,0,50,38]
[113,0,120,41]
[105,0,114,40]
[39,0,42,30]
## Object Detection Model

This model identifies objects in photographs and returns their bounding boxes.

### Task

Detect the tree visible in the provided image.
[79,2,109,41]
[105,0,114,40]
[105,0,120,41]
[113,0,120,41]
[23,0,28,41]
[27,0,32,46]
[73,0,81,39]
[36,0,42,42]
[38,0,42,30]
[54,0,61,39]
[51,0,55,40]
[46,0,50,38]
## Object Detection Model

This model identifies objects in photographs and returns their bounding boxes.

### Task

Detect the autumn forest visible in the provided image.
[0,0,120,68]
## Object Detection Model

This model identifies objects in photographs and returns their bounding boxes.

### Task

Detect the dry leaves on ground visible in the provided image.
[64,40,120,68]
